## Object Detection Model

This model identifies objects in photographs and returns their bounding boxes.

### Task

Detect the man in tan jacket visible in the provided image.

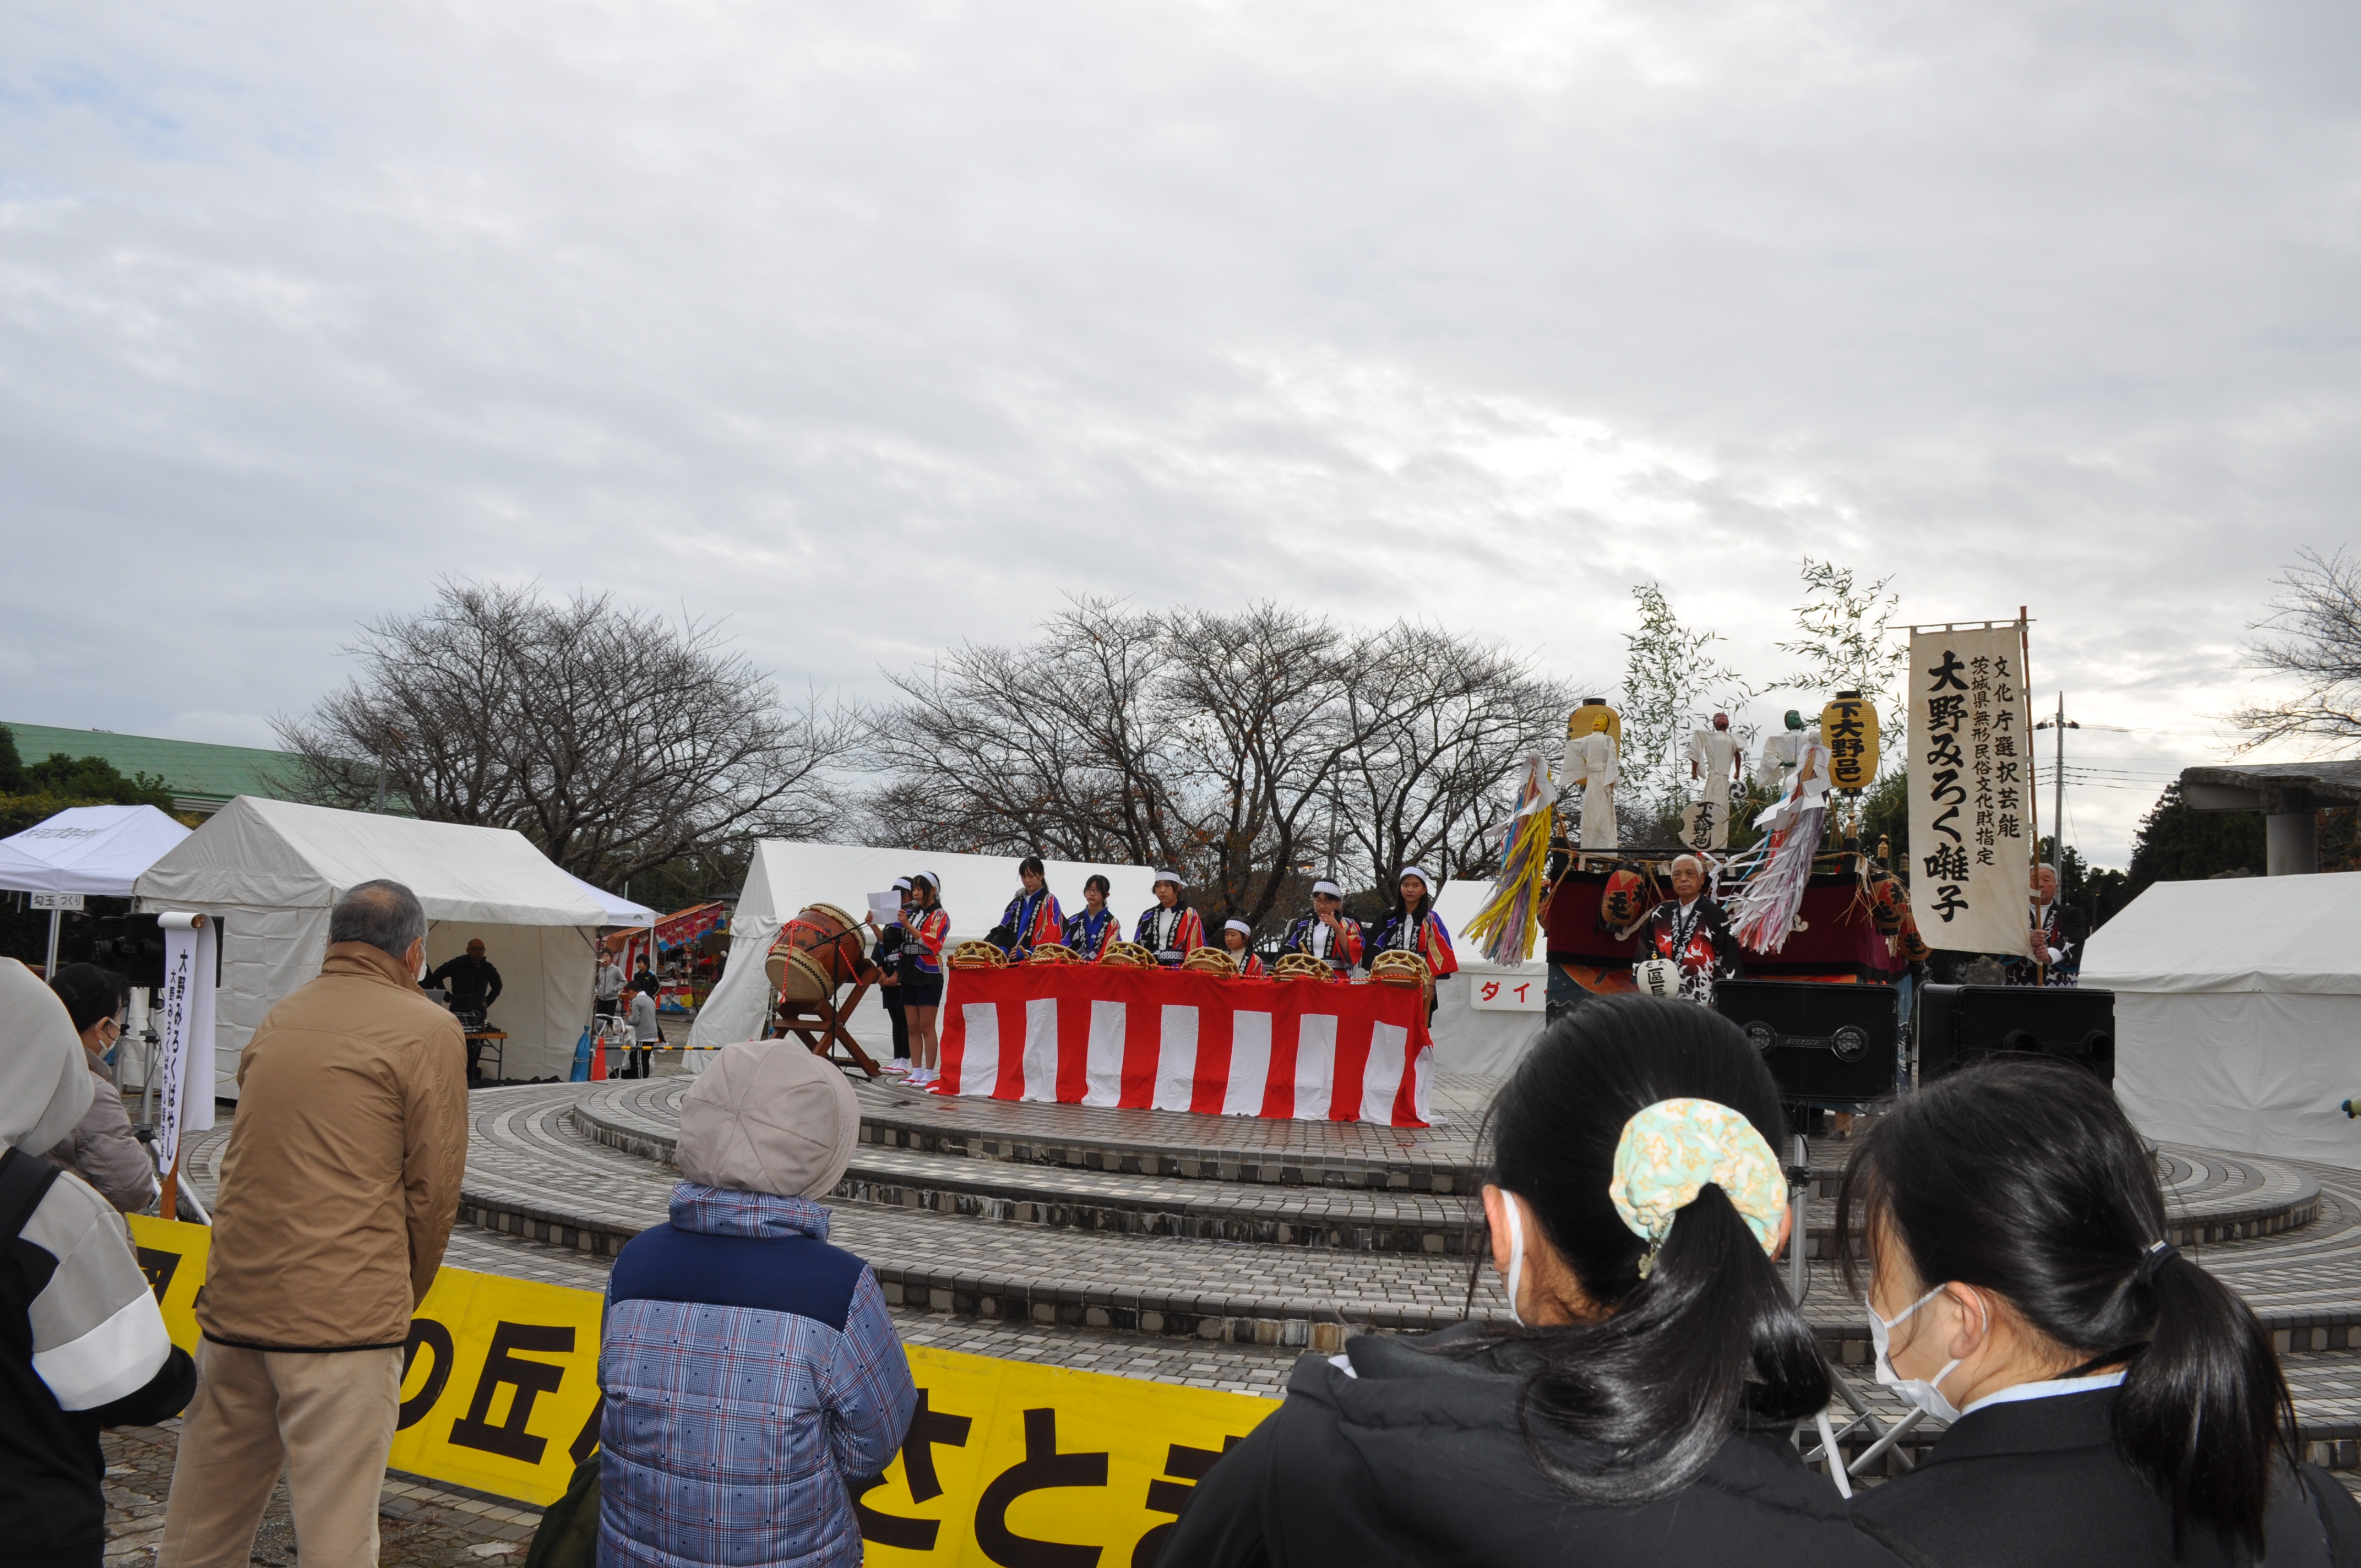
[158,879,468,1568]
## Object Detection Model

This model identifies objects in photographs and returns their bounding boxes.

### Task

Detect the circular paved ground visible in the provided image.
[173,1072,2361,1466]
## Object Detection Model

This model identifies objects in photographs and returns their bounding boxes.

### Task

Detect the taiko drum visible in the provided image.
[764,902,871,1004]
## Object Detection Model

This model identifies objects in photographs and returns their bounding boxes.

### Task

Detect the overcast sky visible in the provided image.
[4,1,2355,865]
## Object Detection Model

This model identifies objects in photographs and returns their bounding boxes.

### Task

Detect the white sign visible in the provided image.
[154,915,219,1177]
[1470,973,1546,1012]
[29,890,84,911]
[1906,625,2035,955]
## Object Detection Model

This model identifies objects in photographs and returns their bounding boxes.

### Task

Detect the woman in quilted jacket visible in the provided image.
[599,1042,916,1568]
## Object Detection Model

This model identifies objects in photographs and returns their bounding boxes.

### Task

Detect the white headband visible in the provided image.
[1225,919,1252,937]
[1152,870,1182,886]
[891,877,912,891]
[1400,866,1433,888]
[1312,879,1343,899]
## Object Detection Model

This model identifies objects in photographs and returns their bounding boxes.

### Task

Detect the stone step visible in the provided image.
[576,1075,1491,1193]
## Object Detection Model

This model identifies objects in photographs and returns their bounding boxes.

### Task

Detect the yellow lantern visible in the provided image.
[1820,692,1880,793]
[1565,698,1622,748]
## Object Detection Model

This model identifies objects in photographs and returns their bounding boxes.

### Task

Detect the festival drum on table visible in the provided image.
[1180,946,1238,977]
[946,940,1008,971]
[764,903,871,1003]
[1025,942,1081,966]
[1100,940,1157,970]
[1270,953,1334,983]
[1369,950,1434,995]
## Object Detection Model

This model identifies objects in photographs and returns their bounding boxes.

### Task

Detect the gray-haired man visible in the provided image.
[1632,854,1744,1008]
[158,880,468,1568]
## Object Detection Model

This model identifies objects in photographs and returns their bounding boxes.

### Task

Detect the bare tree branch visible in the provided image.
[275,579,850,882]
[2235,548,2361,753]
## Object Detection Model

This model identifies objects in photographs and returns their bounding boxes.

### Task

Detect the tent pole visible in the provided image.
[45,907,61,979]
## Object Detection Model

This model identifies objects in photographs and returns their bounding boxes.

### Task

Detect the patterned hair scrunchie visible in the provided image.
[1608,1097,1788,1276]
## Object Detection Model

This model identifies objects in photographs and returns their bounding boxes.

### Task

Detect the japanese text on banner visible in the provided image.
[124,1215,1279,1556]
[1906,625,2033,955]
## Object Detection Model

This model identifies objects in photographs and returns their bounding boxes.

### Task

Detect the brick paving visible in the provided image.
[99,1418,542,1567]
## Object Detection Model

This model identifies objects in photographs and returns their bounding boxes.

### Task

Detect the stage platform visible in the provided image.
[171,1071,2361,1473]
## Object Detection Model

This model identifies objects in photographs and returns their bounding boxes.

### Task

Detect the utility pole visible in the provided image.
[2034,693,2079,889]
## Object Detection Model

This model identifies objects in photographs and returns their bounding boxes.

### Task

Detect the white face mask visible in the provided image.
[1868,1282,1974,1423]
[1499,1191,1530,1327]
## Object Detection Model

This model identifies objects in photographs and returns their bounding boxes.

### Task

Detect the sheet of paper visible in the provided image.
[867,891,904,921]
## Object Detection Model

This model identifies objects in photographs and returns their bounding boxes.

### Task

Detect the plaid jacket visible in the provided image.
[600,1186,917,1568]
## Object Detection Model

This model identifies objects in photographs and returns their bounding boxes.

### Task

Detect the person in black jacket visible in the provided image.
[1840,1057,2361,1566]
[874,876,914,1072]
[427,938,505,1080]
[1163,997,1920,1568]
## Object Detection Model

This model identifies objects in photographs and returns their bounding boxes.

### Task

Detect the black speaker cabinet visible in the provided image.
[85,913,224,990]
[1918,984,2114,1086]
[1712,980,1901,1107]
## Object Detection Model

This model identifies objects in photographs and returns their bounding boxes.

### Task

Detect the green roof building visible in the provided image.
[3,722,307,817]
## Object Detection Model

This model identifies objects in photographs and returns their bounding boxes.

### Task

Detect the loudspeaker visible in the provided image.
[1918,984,2114,1086]
[89,913,168,988]
[86,913,225,990]
[1712,979,1900,1107]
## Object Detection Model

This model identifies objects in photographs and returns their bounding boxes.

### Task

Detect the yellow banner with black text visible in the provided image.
[125,1216,1277,1561]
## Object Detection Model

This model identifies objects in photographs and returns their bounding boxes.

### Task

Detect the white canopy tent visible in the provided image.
[562,870,657,927]
[135,797,607,1091]
[1429,879,1549,1077]
[2083,873,2361,1169]
[0,804,192,895]
[689,842,1163,1054]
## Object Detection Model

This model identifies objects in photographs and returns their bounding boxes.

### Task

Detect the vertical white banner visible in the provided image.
[154,914,218,1177]
[1907,626,2035,955]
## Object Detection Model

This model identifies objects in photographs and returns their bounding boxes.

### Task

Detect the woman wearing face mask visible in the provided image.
[1162,998,1912,1568]
[44,963,157,1213]
[1840,1057,2360,1565]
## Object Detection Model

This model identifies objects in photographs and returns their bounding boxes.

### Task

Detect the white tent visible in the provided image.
[0,804,192,895]
[134,797,607,1091]
[2082,873,2361,1169]
[1430,879,1549,1077]
[562,870,657,926]
[689,841,1163,1053]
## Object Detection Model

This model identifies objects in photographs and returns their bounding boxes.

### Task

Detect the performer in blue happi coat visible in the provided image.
[1062,874,1123,961]
[996,854,1065,959]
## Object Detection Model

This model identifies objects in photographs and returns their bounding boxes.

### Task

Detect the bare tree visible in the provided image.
[869,597,1180,861]
[1158,605,1361,928]
[2236,548,2361,751]
[1334,624,1573,889]
[869,599,1593,929]
[870,598,1358,927]
[278,580,852,882]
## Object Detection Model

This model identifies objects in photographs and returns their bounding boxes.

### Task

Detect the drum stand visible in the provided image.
[773,974,880,1078]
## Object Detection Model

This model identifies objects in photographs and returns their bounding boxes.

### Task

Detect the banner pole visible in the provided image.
[158,1149,182,1225]
[2019,609,2043,986]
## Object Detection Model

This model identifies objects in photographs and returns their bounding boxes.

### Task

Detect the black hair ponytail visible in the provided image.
[1451,996,1826,1503]
[1838,1056,2293,1558]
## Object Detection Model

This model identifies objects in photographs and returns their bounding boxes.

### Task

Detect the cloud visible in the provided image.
[3,0,2357,864]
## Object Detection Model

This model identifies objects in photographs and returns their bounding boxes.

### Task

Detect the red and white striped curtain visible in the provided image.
[938,966,1432,1126]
